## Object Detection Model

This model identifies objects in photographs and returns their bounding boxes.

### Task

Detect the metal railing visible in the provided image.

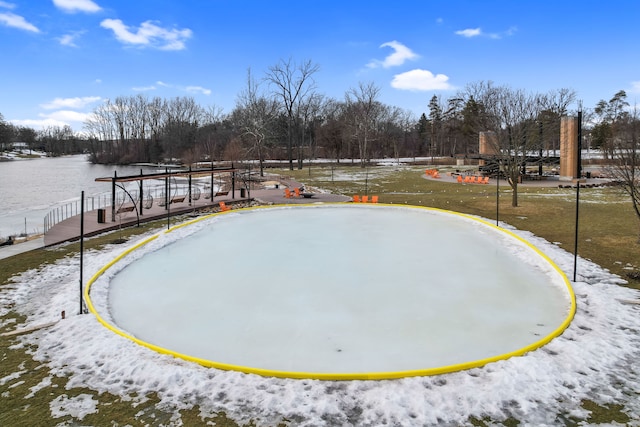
[43,184,198,234]
[44,193,111,234]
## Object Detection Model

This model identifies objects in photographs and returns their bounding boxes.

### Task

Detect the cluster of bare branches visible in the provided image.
[435,82,577,206]
[83,94,223,163]
[595,92,640,240]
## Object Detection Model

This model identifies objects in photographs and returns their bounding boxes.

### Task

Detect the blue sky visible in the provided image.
[1,0,639,133]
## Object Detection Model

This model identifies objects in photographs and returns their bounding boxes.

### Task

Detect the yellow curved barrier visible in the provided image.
[84,203,576,381]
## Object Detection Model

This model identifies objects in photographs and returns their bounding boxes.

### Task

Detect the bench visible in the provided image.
[215,191,229,197]
[116,205,135,214]
[170,196,185,204]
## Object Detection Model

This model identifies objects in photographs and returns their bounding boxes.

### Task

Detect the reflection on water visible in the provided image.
[0,155,158,238]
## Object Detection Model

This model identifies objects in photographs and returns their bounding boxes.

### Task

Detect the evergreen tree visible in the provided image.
[428,95,442,157]
[416,113,429,155]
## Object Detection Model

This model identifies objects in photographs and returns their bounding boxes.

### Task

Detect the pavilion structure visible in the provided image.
[95,165,238,223]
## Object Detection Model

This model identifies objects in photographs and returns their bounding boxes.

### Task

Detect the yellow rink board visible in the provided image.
[84,203,577,381]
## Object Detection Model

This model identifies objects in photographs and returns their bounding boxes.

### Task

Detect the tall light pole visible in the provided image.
[573,108,583,282]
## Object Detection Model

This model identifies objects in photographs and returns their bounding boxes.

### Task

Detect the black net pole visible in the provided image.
[79,191,84,315]
[496,161,500,227]
[573,110,583,282]
[111,172,116,222]
[166,168,170,230]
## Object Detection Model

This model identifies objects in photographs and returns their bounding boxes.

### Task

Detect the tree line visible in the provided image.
[0,113,87,157]
[81,59,425,172]
[0,59,637,183]
[2,67,638,238]
[76,58,579,176]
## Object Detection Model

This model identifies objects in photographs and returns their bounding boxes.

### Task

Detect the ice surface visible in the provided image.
[105,206,571,374]
[3,204,639,426]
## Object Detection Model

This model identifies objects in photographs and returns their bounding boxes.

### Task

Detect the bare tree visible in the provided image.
[197,105,227,163]
[607,104,640,242]
[296,92,323,166]
[162,96,204,161]
[345,81,382,167]
[234,68,278,176]
[0,113,13,151]
[456,82,576,207]
[375,104,404,161]
[147,97,167,162]
[474,84,545,207]
[265,58,320,170]
[84,99,117,162]
[316,98,347,162]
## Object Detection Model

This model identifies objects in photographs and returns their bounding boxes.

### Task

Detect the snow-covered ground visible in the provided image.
[1,207,640,426]
[0,148,47,160]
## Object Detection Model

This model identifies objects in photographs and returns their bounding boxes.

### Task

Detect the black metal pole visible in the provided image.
[365,167,369,196]
[188,166,192,206]
[210,172,214,201]
[573,110,583,282]
[496,161,500,227]
[139,169,144,216]
[538,121,543,176]
[231,167,236,199]
[111,172,117,222]
[79,191,84,315]
[166,168,170,230]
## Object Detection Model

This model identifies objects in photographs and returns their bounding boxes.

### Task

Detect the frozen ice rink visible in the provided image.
[106,205,573,376]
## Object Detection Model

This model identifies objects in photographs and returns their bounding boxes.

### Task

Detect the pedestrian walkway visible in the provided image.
[0,236,45,260]
[0,179,351,260]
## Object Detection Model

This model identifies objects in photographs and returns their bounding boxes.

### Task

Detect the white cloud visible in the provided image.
[52,0,101,13]
[132,85,157,92]
[40,96,102,110]
[152,81,210,95]
[0,1,16,9]
[58,31,84,47]
[11,117,70,130]
[100,19,192,51]
[40,110,91,123]
[505,26,518,36]
[11,109,91,131]
[455,27,517,39]
[186,86,211,96]
[630,81,640,93]
[0,12,39,32]
[390,69,454,91]
[367,40,418,69]
[455,28,482,38]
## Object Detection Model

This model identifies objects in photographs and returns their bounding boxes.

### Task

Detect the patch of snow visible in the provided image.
[49,394,98,420]
[25,376,53,398]
[0,370,26,386]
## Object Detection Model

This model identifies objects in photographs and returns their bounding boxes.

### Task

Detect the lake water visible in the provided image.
[0,155,157,238]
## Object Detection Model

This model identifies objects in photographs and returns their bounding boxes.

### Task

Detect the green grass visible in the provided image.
[1,164,639,425]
